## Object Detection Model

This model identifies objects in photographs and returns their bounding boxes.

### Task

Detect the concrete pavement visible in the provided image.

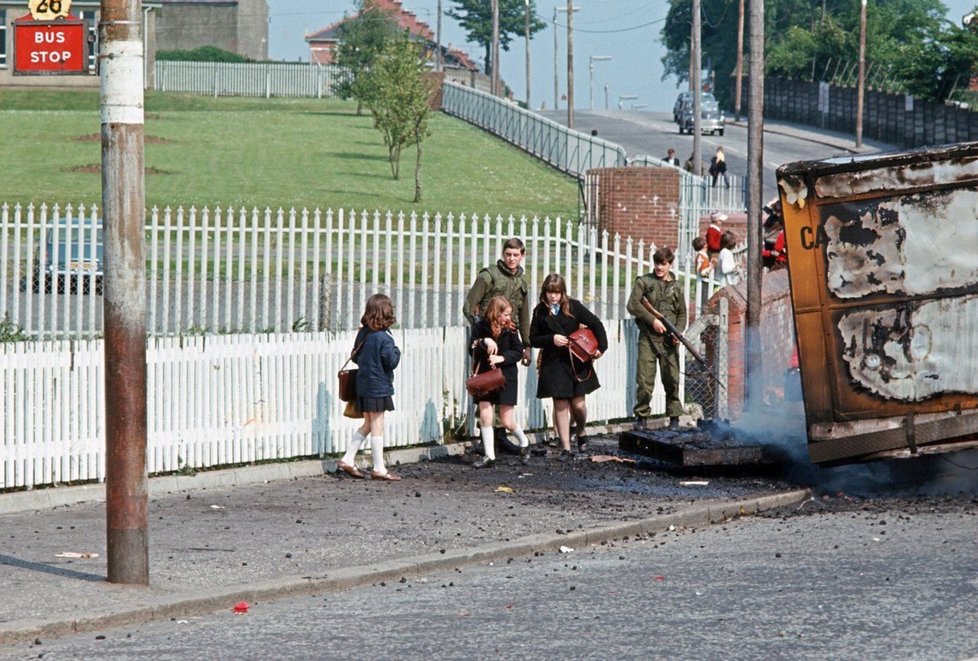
[0,437,810,646]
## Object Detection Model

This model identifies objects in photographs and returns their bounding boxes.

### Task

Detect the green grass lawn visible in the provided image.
[0,89,578,219]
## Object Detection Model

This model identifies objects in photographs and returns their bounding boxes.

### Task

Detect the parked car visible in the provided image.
[672,91,692,122]
[677,94,725,136]
[27,221,104,295]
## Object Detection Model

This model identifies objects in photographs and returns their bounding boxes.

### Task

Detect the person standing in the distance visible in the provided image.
[708,146,730,188]
[468,296,532,468]
[336,294,402,482]
[463,238,531,366]
[692,236,714,308]
[662,148,680,167]
[530,273,608,459]
[716,230,741,286]
[705,211,727,259]
[626,247,687,431]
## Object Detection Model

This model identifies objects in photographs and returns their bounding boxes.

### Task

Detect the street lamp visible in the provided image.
[589,55,611,111]
[617,93,637,110]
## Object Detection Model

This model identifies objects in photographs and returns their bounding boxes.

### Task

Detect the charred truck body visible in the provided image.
[777,143,978,465]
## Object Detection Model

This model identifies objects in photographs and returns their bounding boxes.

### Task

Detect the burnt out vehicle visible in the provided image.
[777,143,978,465]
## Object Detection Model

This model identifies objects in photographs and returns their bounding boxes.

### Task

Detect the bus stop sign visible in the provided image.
[13,15,90,75]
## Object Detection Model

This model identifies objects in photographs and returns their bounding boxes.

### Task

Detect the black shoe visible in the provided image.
[576,436,589,453]
[520,447,530,465]
[668,417,680,430]
[557,449,576,462]
[472,457,495,469]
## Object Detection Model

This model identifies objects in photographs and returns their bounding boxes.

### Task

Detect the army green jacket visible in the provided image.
[626,271,687,342]
[463,260,530,348]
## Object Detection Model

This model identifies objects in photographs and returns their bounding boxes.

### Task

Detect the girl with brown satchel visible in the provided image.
[530,273,608,458]
[468,296,531,468]
[336,294,402,482]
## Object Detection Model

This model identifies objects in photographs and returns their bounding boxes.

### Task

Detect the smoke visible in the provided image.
[731,328,978,497]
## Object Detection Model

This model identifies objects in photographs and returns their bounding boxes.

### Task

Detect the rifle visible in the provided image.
[639,297,705,365]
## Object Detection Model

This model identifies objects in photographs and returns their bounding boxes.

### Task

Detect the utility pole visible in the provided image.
[566,0,574,129]
[691,0,702,175]
[734,0,744,121]
[745,0,765,413]
[856,0,867,148]
[525,0,531,108]
[436,0,442,71]
[553,5,559,109]
[491,0,500,96]
[100,0,148,585]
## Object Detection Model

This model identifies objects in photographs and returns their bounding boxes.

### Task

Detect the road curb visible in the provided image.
[0,488,811,645]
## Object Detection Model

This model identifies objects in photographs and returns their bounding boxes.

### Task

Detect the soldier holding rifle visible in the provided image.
[626,247,687,430]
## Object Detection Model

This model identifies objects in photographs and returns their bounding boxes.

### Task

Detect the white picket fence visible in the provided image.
[153,61,348,98]
[0,321,672,490]
[1,202,726,341]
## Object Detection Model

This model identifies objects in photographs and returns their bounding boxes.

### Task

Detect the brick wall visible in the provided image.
[706,268,794,419]
[590,167,682,251]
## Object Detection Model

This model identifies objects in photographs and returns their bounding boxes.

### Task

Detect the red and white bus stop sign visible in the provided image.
[13,14,90,75]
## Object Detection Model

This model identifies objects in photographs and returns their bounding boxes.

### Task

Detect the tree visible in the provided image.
[660,0,956,104]
[447,0,546,78]
[333,1,401,114]
[362,36,435,199]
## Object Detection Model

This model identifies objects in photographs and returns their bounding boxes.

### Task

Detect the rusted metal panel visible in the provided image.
[777,142,978,464]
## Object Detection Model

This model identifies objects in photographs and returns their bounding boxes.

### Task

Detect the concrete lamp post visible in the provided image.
[589,55,611,111]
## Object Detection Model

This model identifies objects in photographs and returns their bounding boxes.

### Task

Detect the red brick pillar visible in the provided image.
[590,167,681,251]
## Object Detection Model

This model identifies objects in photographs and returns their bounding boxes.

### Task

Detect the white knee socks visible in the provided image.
[512,426,529,448]
[342,431,367,465]
[370,435,386,473]
[480,426,496,460]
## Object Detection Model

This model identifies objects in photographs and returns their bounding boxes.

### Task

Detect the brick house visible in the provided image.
[305,0,477,73]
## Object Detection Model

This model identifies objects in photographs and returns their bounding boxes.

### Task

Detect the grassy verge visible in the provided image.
[0,90,578,218]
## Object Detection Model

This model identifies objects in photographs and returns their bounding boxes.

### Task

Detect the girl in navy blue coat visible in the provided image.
[337,294,402,482]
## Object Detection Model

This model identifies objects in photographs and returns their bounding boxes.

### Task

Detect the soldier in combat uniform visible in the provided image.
[464,238,531,365]
[626,246,687,430]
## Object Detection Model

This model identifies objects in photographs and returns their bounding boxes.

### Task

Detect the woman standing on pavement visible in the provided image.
[337,294,402,481]
[530,273,608,459]
[468,295,532,468]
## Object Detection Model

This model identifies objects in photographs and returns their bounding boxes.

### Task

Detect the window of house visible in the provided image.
[0,10,8,68]
[76,9,98,71]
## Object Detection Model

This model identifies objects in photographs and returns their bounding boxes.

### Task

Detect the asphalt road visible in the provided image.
[5,495,974,660]
[540,109,893,202]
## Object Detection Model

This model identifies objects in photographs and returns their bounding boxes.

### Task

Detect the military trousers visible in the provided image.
[634,334,683,419]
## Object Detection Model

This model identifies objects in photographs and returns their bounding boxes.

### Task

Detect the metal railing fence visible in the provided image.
[441,82,628,181]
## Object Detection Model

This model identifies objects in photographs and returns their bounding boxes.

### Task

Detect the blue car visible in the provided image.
[28,221,104,295]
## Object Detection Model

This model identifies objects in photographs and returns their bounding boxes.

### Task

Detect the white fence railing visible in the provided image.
[153,61,349,98]
[441,82,628,180]
[1,202,726,341]
[1,321,689,490]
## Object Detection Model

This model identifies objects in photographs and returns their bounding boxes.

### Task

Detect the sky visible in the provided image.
[266,0,978,115]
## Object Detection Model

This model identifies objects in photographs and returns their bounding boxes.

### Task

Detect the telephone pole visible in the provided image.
[856,0,867,148]
[100,0,149,585]
[525,0,531,108]
[745,0,765,412]
[491,0,500,96]
[566,0,574,128]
